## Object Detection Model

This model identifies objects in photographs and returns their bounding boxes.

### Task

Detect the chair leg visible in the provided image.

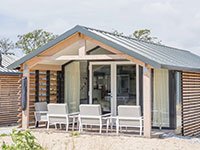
[106,119,109,133]
[116,119,119,135]
[79,122,82,133]
[99,124,102,134]
[140,119,142,136]
[139,126,142,136]
[66,123,69,132]
[72,117,75,131]
[47,121,49,130]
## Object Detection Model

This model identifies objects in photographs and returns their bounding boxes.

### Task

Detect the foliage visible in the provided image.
[1,129,44,150]
[71,132,80,136]
[131,29,162,44]
[16,29,58,54]
[0,38,15,53]
[113,29,162,44]
[0,133,9,137]
[112,30,124,36]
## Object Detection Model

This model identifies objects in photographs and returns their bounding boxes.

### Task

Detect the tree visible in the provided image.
[131,29,161,44]
[113,29,162,44]
[16,29,58,54]
[112,30,124,36]
[0,38,15,53]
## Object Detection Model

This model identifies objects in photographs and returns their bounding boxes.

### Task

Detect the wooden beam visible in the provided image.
[56,55,126,60]
[143,64,152,138]
[32,64,61,71]
[79,39,86,56]
[23,33,80,69]
[22,65,30,129]
[83,34,145,66]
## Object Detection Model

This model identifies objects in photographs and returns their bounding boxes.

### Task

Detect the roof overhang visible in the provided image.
[7,25,200,72]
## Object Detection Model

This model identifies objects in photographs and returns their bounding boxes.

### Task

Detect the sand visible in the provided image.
[1,130,200,150]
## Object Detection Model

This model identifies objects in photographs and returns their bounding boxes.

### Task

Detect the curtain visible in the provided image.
[64,62,80,113]
[153,69,169,128]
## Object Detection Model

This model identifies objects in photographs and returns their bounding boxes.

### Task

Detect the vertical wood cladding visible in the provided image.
[0,74,20,125]
[182,71,200,137]
[17,70,58,127]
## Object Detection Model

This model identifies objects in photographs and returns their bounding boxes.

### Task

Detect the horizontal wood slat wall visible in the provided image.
[182,71,200,137]
[0,74,20,125]
[18,70,59,128]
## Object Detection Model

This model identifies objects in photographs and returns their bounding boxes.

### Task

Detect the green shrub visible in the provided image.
[1,129,44,150]
[71,132,80,136]
[0,133,9,137]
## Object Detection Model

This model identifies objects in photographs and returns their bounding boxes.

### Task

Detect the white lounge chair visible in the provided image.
[79,104,111,134]
[47,104,79,131]
[34,102,48,127]
[116,105,143,136]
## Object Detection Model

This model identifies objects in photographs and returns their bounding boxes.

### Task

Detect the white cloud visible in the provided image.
[0,0,200,55]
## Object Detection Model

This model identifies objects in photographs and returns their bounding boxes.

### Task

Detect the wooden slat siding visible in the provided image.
[182,71,200,137]
[46,70,50,103]
[56,71,61,103]
[35,70,39,102]
[17,70,58,128]
[0,74,20,125]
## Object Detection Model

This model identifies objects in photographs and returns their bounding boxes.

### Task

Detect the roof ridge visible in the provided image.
[80,25,190,53]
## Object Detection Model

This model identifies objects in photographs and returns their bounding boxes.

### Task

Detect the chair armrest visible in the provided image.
[79,115,101,119]
[69,112,80,116]
[35,111,48,114]
[101,113,112,117]
[117,116,143,120]
[47,114,68,117]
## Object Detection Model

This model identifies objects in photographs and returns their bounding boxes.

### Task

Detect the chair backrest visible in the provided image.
[34,102,47,111]
[79,104,101,116]
[118,105,141,118]
[48,104,68,115]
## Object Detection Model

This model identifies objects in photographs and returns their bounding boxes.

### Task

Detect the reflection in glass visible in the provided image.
[117,65,136,108]
[92,65,111,114]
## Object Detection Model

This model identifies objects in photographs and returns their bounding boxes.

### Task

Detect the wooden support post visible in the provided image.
[22,65,30,129]
[143,64,152,138]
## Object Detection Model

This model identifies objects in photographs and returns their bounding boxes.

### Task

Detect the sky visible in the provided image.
[0,0,200,56]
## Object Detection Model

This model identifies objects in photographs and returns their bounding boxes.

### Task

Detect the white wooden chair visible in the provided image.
[79,104,111,134]
[47,104,79,131]
[34,102,48,127]
[116,105,143,136]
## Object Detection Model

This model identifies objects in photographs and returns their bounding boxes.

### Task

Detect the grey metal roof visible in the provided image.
[7,25,200,72]
[2,53,20,67]
[0,53,21,74]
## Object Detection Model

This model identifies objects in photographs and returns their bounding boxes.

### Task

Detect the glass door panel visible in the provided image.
[92,65,111,114]
[116,65,136,108]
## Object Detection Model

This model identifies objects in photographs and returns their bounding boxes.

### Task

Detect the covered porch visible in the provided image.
[16,31,152,137]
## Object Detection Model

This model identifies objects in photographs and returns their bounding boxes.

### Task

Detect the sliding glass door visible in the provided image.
[116,65,137,107]
[91,65,111,114]
[90,62,138,115]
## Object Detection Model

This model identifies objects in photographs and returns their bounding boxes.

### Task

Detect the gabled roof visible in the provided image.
[0,53,20,74]
[8,25,200,72]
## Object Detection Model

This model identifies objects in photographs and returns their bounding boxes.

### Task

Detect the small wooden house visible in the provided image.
[0,53,21,125]
[8,25,200,137]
